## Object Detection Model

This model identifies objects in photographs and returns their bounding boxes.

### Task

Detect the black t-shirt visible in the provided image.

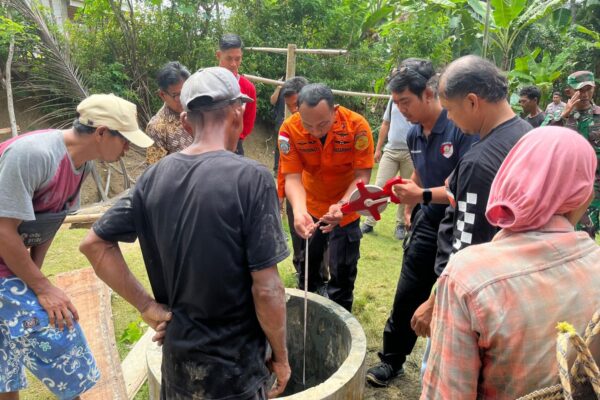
[93,150,290,399]
[525,112,545,128]
[434,116,532,276]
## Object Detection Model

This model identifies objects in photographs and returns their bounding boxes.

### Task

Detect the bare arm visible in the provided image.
[30,237,54,268]
[270,86,282,106]
[0,217,78,330]
[251,266,290,398]
[393,170,449,206]
[284,173,316,238]
[374,121,390,163]
[80,230,172,341]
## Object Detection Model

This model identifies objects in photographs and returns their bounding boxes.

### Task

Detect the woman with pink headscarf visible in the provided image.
[421,126,600,400]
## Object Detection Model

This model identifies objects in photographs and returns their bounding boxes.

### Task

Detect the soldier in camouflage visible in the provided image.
[550,71,600,237]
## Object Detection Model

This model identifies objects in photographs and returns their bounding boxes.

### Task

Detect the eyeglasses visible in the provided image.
[164,91,181,100]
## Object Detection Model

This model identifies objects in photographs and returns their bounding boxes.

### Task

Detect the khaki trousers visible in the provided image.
[364,148,414,227]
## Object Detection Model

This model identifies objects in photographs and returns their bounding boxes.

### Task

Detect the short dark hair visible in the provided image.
[156,61,190,91]
[298,83,334,109]
[73,117,122,138]
[281,76,309,98]
[387,58,436,98]
[553,91,561,97]
[519,86,541,103]
[441,55,507,102]
[219,33,243,51]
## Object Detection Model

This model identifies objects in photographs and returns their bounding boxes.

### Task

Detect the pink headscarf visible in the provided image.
[486,126,596,232]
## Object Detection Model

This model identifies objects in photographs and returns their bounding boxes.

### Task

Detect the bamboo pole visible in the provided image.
[63,213,104,225]
[6,32,18,137]
[246,47,347,55]
[244,74,391,100]
[284,44,297,118]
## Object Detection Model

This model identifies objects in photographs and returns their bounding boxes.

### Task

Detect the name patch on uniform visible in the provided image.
[279,131,291,155]
[355,132,369,151]
[440,142,454,158]
[334,148,352,153]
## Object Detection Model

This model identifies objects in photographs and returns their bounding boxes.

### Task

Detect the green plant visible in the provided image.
[508,47,572,107]
[119,317,147,345]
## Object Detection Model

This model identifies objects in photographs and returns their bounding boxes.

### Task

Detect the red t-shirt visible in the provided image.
[238,75,257,140]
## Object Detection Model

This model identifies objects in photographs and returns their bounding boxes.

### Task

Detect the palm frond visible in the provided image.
[8,0,89,128]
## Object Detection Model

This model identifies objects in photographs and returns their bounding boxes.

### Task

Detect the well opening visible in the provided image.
[147,288,367,400]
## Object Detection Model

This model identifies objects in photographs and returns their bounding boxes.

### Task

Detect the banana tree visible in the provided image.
[507,47,572,107]
[467,0,567,69]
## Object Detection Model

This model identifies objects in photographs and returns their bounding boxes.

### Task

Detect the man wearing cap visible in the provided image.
[145,61,192,164]
[550,70,600,237]
[216,33,257,156]
[0,94,154,399]
[80,67,291,399]
[279,83,374,312]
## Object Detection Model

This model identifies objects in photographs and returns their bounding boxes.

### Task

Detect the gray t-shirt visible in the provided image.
[0,129,91,276]
[383,99,412,151]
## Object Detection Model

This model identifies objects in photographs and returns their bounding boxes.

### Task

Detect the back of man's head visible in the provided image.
[282,76,309,98]
[387,58,436,98]
[441,55,507,103]
[519,86,541,104]
[157,61,190,91]
[219,34,243,51]
[298,83,334,109]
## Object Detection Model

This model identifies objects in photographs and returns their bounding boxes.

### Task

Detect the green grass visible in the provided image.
[21,170,424,399]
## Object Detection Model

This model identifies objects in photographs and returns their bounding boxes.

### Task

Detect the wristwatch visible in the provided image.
[422,188,432,205]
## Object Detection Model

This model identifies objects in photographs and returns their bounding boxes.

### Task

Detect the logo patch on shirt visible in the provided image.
[441,142,454,158]
[279,131,291,155]
[355,132,369,151]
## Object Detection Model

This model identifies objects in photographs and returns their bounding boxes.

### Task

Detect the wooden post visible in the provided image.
[285,44,297,118]
[5,29,18,137]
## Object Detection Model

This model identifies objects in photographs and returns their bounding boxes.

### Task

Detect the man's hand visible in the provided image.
[320,203,343,233]
[267,358,291,398]
[562,91,581,118]
[374,149,383,163]
[393,179,423,206]
[293,211,317,239]
[411,296,435,337]
[35,282,79,330]
[140,301,172,346]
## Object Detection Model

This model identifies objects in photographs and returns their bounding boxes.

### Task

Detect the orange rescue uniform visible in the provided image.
[278,105,374,226]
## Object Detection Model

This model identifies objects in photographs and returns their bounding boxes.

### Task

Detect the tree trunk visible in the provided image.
[570,0,576,25]
[6,35,18,137]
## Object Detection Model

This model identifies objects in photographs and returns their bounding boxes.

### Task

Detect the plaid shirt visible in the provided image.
[145,104,193,164]
[421,216,600,400]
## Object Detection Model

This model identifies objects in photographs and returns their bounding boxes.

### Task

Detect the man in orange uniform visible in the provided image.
[279,83,374,312]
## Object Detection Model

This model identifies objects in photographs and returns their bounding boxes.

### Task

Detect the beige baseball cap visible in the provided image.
[76,94,154,148]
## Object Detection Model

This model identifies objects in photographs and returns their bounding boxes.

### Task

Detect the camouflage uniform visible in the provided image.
[145,104,193,164]
[551,71,600,237]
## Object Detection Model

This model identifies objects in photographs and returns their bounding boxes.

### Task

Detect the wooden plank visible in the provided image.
[122,328,155,399]
[54,268,128,400]
[0,126,20,135]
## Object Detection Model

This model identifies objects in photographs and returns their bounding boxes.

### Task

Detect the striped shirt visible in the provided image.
[421,215,600,400]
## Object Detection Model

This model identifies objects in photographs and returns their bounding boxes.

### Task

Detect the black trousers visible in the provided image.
[379,208,439,369]
[294,217,362,312]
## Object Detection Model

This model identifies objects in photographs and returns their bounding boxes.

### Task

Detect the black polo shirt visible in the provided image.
[407,109,478,223]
